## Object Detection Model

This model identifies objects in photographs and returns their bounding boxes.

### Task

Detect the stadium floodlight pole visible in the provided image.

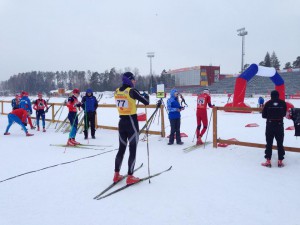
[147,52,155,94]
[237,27,248,73]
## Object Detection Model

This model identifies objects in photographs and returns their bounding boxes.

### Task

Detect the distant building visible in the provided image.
[168,65,221,87]
[50,88,72,97]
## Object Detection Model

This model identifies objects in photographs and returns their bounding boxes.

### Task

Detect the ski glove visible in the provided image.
[142,93,149,101]
[156,100,162,108]
[23,122,27,127]
[75,103,82,107]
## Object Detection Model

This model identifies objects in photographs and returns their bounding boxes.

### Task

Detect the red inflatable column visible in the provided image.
[232,77,247,107]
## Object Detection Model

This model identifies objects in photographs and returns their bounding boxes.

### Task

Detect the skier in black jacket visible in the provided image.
[261,90,287,168]
[113,72,150,185]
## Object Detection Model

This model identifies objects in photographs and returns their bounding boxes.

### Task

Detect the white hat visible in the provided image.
[203,88,209,93]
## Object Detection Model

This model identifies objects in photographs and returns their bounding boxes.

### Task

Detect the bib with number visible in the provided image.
[114,87,137,115]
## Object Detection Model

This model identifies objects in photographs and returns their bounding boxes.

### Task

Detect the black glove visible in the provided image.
[45,108,49,113]
[75,102,82,107]
[156,100,162,108]
[23,122,27,127]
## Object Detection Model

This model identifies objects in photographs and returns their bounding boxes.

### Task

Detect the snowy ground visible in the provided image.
[0,93,300,225]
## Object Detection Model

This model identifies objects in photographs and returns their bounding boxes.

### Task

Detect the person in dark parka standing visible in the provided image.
[261,90,287,168]
[81,89,98,139]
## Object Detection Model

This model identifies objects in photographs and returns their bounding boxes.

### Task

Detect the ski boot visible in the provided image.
[26,132,34,137]
[67,138,76,146]
[113,172,124,183]
[71,138,80,145]
[84,131,88,140]
[4,132,10,135]
[177,141,184,145]
[196,136,204,145]
[31,126,36,130]
[278,160,284,168]
[261,159,271,168]
[126,175,140,185]
[43,128,46,132]
[37,126,40,131]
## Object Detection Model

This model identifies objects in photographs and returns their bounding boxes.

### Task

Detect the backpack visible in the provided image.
[291,108,300,136]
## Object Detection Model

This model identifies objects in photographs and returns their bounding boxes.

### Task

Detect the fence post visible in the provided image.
[51,103,55,122]
[160,105,165,137]
[213,107,217,148]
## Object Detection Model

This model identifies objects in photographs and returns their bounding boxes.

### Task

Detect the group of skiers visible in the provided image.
[65,88,99,146]
[4,88,99,143]
[2,72,289,188]
[166,88,287,168]
[166,87,214,146]
[4,91,49,136]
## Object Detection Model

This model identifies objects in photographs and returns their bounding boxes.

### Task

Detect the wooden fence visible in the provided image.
[213,106,300,153]
[0,101,166,137]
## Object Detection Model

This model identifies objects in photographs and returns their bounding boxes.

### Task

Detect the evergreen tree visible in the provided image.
[270,51,280,69]
[263,52,271,67]
[90,72,100,91]
[283,62,292,69]
[292,56,300,68]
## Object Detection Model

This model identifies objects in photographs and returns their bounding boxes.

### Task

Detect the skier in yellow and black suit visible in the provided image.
[113,72,149,185]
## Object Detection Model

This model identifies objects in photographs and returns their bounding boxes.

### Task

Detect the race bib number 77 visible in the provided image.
[115,99,129,108]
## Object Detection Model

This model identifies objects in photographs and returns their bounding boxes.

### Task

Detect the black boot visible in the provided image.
[84,130,88,139]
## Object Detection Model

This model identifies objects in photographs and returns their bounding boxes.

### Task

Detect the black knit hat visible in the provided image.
[122,72,135,87]
[271,90,279,99]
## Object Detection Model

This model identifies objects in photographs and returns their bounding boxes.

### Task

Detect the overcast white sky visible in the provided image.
[0,0,299,82]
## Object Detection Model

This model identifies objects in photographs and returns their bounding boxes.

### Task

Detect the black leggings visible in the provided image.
[115,115,139,175]
[84,111,96,137]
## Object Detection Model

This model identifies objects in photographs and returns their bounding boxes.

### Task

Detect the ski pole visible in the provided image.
[204,109,213,149]
[139,106,159,135]
[145,106,151,183]
[192,128,197,143]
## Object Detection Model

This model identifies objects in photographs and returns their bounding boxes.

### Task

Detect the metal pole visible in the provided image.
[147,52,155,94]
[150,57,152,93]
[241,35,245,72]
[237,28,248,73]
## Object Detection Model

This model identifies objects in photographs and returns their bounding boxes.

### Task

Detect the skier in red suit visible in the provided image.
[4,108,34,136]
[196,88,214,145]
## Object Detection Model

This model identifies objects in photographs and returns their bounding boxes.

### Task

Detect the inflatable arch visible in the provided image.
[225,63,293,111]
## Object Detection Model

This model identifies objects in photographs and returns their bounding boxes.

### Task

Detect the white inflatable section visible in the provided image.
[257,66,276,77]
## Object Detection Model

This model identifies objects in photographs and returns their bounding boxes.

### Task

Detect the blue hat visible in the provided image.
[86,88,93,94]
[122,72,135,87]
[170,89,178,98]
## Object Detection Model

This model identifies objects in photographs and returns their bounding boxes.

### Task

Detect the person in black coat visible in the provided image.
[261,90,287,168]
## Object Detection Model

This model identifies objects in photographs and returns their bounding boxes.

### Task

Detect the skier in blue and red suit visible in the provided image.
[4,108,34,136]
[19,91,35,129]
[66,88,82,146]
